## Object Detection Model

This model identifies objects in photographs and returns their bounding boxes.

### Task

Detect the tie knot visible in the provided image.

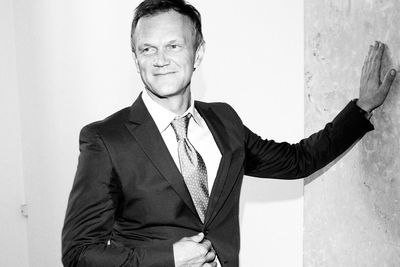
[171,114,190,141]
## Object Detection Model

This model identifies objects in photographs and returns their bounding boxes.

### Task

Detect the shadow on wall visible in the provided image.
[304,142,354,186]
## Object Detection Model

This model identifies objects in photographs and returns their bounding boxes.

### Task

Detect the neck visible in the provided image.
[145,87,191,115]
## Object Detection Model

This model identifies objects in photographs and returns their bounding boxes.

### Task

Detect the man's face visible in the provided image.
[132,10,204,99]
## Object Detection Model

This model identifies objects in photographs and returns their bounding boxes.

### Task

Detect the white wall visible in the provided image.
[0,0,29,266]
[7,0,303,266]
[195,2,304,266]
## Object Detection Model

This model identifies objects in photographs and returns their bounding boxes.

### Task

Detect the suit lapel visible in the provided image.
[195,102,235,226]
[125,95,198,219]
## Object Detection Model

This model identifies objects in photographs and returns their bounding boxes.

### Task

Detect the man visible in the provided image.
[61,0,397,266]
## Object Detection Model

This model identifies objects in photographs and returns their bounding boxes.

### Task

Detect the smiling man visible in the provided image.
[61,0,397,266]
[132,10,203,115]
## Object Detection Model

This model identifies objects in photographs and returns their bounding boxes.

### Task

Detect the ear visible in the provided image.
[193,42,205,70]
[132,52,140,73]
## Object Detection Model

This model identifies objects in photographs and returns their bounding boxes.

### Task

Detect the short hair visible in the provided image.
[131,0,204,53]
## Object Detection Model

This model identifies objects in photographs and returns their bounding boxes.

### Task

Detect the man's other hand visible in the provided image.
[357,41,397,113]
[173,232,217,267]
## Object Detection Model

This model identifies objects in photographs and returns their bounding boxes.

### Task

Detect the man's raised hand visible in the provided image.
[357,41,397,113]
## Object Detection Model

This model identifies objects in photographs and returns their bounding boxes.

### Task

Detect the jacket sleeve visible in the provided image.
[61,125,174,267]
[244,100,374,179]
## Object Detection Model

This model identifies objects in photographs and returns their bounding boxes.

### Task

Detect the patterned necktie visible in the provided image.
[171,114,209,223]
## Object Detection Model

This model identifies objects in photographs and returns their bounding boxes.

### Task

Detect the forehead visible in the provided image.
[134,10,195,44]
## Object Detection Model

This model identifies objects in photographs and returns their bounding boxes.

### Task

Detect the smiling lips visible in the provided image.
[154,71,176,76]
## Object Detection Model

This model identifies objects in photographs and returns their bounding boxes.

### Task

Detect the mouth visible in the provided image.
[153,71,176,76]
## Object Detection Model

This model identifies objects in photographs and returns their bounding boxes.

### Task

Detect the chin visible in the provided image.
[147,81,189,98]
[147,85,185,98]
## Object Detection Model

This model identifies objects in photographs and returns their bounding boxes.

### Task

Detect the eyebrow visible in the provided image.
[137,38,186,49]
[167,39,181,44]
[139,43,156,48]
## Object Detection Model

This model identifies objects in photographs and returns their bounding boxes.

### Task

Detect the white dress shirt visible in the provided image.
[141,90,221,195]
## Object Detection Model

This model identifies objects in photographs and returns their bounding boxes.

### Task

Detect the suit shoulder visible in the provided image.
[80,106,131,136]
[195,100,242,122]
[195,100,237,114]
[195,100,230,108]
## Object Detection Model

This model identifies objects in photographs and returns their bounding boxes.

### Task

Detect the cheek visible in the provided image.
[137,61,152,77]
[183,59,195,78]
[176,56,195,74]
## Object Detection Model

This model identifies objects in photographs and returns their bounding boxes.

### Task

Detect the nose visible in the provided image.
[153,50,170,67]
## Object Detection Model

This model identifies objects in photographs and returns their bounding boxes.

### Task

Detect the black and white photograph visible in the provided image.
[1,0,399,266]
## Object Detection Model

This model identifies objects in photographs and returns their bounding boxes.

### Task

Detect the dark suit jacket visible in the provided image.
[62,95,373,267]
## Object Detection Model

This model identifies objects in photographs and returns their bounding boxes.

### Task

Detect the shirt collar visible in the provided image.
[141,90,203,133]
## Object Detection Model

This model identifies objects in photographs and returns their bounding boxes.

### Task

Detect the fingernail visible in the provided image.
[391,69,396,76]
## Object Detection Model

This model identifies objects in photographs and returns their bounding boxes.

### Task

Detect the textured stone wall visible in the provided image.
[304,0,400,266]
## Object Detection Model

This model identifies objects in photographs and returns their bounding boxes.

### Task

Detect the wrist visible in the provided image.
[354,99,373,119]
[355,99,373,113]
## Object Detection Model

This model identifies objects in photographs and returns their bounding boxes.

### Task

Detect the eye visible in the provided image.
[141,47,156,55]
[167,44,182,51]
